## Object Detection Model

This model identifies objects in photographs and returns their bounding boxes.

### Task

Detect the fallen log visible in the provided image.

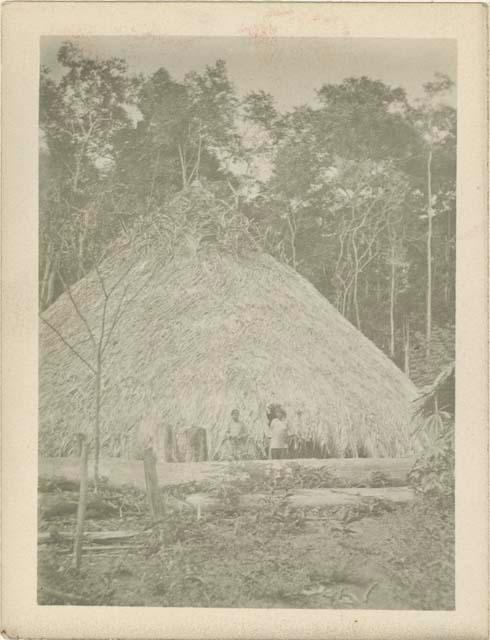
[185,486,415,511]
[41,544,146,555]
[38,530,139,544]
[77,544,143,552]
[39,456,415,491]
[39,494,119,520]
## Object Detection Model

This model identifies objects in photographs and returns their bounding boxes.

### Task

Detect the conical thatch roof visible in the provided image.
[39,245,420,460]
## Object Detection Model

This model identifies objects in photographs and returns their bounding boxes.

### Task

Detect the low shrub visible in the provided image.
[408,414,454,505]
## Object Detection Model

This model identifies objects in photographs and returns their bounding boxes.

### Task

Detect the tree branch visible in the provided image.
[98,293,110,357]
[102,259,161,355]
[108,259,137,297]
[57,269,97,350]
[39,314,95,374]
[101,282,130,356]
[93,261,109,299]
[177,143,187,189]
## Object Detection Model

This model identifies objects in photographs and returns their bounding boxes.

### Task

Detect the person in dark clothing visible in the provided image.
[227,409,248,459]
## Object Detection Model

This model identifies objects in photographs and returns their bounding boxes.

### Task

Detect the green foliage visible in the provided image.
[38,484,454,609]
[38,546,117,605]
[39,43,139,307]
[206,475,244,514]
[242,90,285,143]
[316,77,414,160]
[410,326,455,386]
[382,499,454,610]
[40,42,456,390]
[243,75,455,366]
[368,471,390,488]
[39,49,242,310]
[408,413,454,503]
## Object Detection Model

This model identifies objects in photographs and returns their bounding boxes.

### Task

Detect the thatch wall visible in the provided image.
[39,247,420,459]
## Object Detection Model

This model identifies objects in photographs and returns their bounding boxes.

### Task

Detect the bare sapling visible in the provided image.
[72,433,89,570]
[40,232,161,488]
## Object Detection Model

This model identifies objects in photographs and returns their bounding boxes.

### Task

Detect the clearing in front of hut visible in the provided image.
[38,462,454,610]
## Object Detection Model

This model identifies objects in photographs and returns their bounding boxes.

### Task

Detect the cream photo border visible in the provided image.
[1,2,488,639]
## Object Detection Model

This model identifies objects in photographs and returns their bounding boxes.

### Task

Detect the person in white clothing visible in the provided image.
[268,406,289,460]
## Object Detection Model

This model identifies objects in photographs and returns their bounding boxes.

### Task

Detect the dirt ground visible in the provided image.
[38,478,454,610]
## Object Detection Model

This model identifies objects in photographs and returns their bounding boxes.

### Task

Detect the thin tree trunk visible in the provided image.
[72,435,89,570]
[389,250,396,358]
[351,218,361,330]
[177,144,187,190]
[147,148,161,211]
[195,134,202,181]
[73,155,82,195]
[40,246,52,309]
[353,272,361,330]
[73,121,96,194]
[46,268,56,308]
[403,316,410,377]
[77,221,89,281]
[94,366,102,486]
[188,133,203,185]
[286,210,297,270]
[341,280,351,317]
[445,208,452,309]
[426,147,433,359]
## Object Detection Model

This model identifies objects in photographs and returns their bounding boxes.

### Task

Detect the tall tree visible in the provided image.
[40,43,137,306]
[316,77,414,161]
[184,59,241,182]
[410,74,455,359]
[123,60,241,197]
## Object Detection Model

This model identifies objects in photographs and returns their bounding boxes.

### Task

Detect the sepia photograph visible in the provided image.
[36,34,458,611]
[1,1,488,638]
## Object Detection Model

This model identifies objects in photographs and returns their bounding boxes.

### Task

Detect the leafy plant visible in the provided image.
[368,471,390,487]
[408,415,454,503]
[38,546,116,605]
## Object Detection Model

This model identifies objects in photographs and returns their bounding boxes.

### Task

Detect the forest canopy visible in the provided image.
[39,42,456,386]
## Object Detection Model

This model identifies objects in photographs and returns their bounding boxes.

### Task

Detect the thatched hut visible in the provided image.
[39,238,421,460]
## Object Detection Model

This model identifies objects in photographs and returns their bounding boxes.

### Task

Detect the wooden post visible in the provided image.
[143,447,162,523]
[72,434,89,570]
